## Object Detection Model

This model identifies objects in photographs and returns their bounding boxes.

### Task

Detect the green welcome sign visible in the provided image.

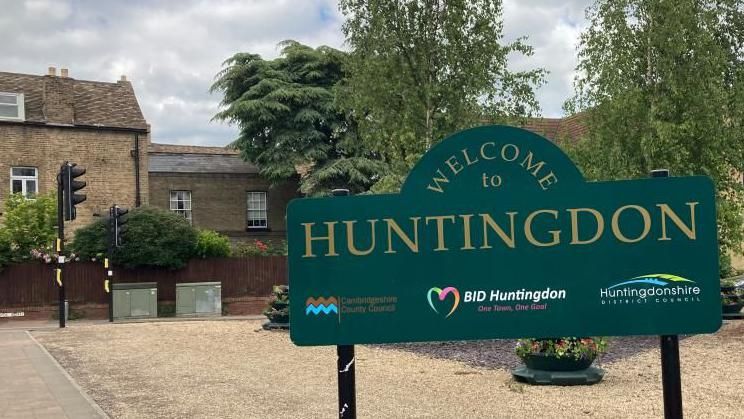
[287,125,721,346]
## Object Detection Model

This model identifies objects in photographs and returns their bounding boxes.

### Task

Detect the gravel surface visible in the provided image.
[34,320,744,419]
[382,335,672,370]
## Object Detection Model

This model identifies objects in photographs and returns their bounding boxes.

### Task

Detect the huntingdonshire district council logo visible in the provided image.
[600,274,701,306]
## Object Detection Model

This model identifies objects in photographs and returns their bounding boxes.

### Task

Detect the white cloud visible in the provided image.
[0,0,592,145]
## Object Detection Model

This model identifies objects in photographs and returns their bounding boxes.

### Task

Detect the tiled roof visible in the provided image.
[148,143,239,155]
[519,112,588,143]
[0,71,147,131]
[149,142,257,174]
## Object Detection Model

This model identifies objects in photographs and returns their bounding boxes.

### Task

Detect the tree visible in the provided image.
[0,193,56,263]
[211,41,384,195]
[71,206,198,269]
[339,0,546,190]
[565,0,744,266]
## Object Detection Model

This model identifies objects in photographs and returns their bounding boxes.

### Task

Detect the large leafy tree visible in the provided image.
[338,0,546,191]
[211,41,384,195]
[566,0,744,271]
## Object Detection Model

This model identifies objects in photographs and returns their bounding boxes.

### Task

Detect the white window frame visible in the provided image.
[10,167,38,199]
[0,93,25,121]
[169,190,192,224]
[247,191,268,229]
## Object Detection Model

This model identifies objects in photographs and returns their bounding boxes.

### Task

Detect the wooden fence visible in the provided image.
[0,257,287,308]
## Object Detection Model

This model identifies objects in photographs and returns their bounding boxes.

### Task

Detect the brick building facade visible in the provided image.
[0,68,298,244]
[0,68,148,232]
[148,144,298,242]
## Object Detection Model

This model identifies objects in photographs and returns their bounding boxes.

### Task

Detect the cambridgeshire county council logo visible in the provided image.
[305,297,338,315]
[600,274,701,306]
[427,286,460,318]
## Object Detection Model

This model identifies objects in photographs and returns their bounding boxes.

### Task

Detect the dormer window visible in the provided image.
[0,93,24,121]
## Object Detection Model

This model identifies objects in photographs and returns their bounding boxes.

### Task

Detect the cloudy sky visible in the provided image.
[0,0,592,146]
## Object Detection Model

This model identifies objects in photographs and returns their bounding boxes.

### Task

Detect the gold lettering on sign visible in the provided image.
[524,210,561,247]
[657,202,698,240]
[538,172,558,190]
[445,156,464,176]
[302,222,339,257]
[344,220,378,256]
[480,142,497,160]
[461,148,479,166]
[384,217,421,253]
[425,215,456,251]
[480,213,517,249]
[520,152,546,177]
[459,214,476,250]
[611,205,651,243]
[568,208,605,245]
[501,144,520,162]
[426,169,450,193]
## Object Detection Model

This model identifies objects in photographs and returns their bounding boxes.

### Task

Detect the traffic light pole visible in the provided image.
[56,168,65,329]
[107,206,114,322]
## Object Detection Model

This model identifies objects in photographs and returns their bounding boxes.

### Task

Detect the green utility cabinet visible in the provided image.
[112,282,157,320]
[176,282,222,316]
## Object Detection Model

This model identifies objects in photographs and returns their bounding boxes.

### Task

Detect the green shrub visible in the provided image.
[70,219,107,261]
[0,234,13,272]
[194,230,231,258]
[234,239,287,256]
[115,207,197,269]
[71,206,198,269]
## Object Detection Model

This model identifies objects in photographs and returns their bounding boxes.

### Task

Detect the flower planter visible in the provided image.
[268,313,290,324]
[722,303,744,314]
[522,353,596,372]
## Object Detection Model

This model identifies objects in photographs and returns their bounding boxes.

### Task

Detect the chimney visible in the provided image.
[120,75,127,82]
[60,68,69,78]
[43,70,75,125]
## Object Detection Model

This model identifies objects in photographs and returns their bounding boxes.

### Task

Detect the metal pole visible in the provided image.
[57,165,65,329]
[651,169,683,419]
[108,206,115,322]
[337,345,356,419]
[331,188,356,419]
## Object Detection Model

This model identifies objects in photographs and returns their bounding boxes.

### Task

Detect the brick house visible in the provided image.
[147,143,298,243]
[0,67,149,231]
[0,67,298,245]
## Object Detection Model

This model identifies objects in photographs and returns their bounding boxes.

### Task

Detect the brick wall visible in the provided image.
[0,124,149,232]
[148,172,298,239]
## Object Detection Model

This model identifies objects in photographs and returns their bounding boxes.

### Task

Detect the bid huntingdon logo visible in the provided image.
[305,297,338,315]
[427,287,460,318]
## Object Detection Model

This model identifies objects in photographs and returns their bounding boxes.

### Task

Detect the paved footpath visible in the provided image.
[0,328,107,419]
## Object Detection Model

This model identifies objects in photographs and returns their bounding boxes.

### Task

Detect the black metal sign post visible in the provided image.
[651,169,683,419]
[331,188,357,419]
[107,206,115,322]
[56,166,65,329]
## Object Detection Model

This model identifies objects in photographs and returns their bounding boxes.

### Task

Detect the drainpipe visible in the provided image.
[133,133,141,207]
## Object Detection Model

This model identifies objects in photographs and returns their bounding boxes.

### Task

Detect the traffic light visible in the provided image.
[62,162,86,221]
[114,206,129,247]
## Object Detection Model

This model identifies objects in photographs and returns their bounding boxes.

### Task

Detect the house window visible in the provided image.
[0,93,24,121]
[247,191,267,229]
[169,190,192,224]
[10,167,37,199]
